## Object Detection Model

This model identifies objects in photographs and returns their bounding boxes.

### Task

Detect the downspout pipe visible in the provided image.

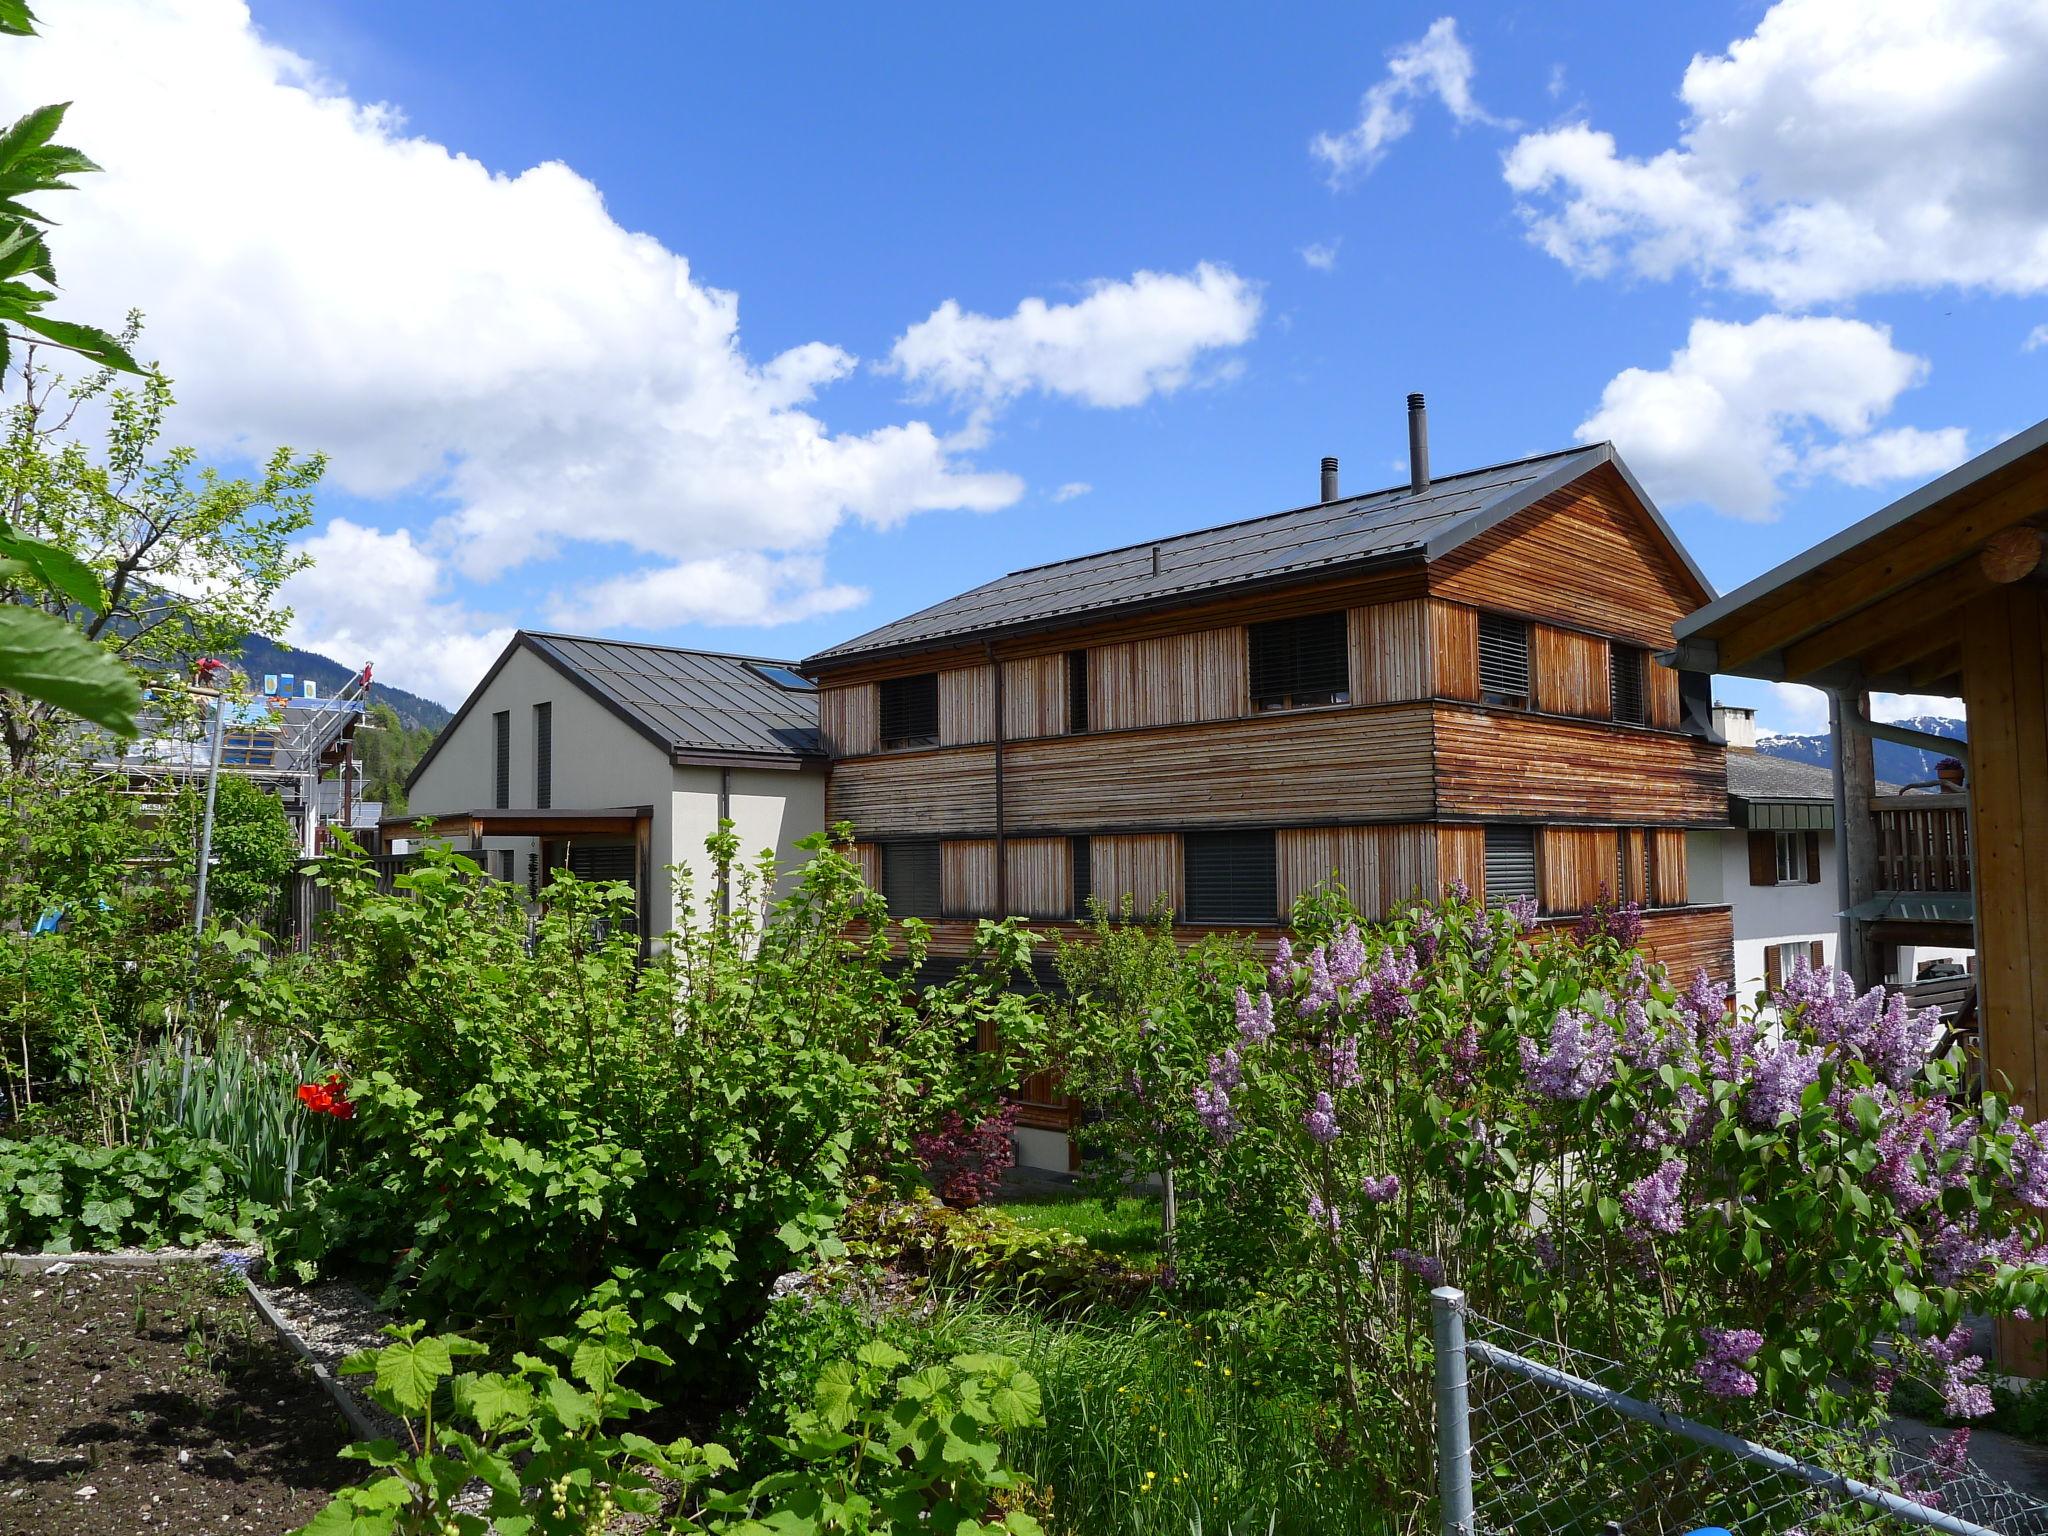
[1828,690,1854,973]
[989,642,1007,917]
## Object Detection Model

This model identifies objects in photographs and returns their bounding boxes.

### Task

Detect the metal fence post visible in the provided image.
[1433,1286,1475,1536]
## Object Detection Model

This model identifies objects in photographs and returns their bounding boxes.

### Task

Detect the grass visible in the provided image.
[988,1192,1166,1265]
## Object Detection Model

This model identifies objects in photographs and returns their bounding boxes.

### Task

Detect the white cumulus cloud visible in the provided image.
[0,0,1029,698]
[1300,240,1341,272]
[887,264,1261,413]
[1051,482,1092,503]
[1577,316,1966,520]
[553,553,867,636]
[2026,323,2048,352]
[1503,0,2048,307]
[1312,17,1509,184]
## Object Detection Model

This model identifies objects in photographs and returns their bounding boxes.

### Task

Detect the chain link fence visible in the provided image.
[1431,1288,2048,1536]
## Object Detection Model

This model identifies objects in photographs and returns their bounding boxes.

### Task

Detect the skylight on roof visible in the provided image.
[746,661,815,692]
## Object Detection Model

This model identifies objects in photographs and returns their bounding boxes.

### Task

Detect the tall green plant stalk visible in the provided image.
[125,1031,331,1207]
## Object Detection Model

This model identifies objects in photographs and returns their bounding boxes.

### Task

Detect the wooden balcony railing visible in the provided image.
[1873,794,1971,894]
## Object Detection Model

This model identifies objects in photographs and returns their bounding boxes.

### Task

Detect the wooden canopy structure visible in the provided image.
[1674,417,2048,1125]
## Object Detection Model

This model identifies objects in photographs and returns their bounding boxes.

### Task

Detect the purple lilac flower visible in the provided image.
[1924,1324,1995,1419]
[1620,1158,1688,1236]
[1518,1008,1619,1101]
[1447,1024,1480,1090]
[1745,1037,1823,1126]
[1359,1173,1400,1204]
[1871,1105,1938,1211]
[1298,945,1337,1016]
[1694,1328,1764,1399]
[1926,1219,1993,1286]
[1208,1047,1243,1093]
[1328,924,1366,986]
[1929,1428,1972,1478]
[1505,893,1539,934]
[1677,969,1731,1033]
[1530,1231,1559,1272]
[1305,1193,1341,1235]
[1618,999,1668,1070]
[1393,1247,1445,1285]
[2007,1117,2048,1209]
[1466,908,1499,950]
[1304,1091,1340,1144]
[1235,986,1276,1045]
[1267,937,1295,990]
[1193,1083,1236,1143]
[1362,946,1420,1034]
[1320,1034,1362,1091]
[1446,876,1470,903]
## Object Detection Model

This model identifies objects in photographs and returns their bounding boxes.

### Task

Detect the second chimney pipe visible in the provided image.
[1407,393,1430,493]
[1320,456,1340,502]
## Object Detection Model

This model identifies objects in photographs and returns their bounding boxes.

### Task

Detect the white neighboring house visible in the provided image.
[399,632,826,945]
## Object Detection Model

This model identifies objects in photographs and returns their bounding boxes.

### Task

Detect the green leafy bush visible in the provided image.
[125,1028,335,1207]
[0,1131,257,1251]
[840,1187,1150,1308]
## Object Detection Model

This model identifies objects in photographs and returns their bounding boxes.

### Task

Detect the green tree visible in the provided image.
[178,772,300,922]
[356,699,436,816]
[0,340,324,767]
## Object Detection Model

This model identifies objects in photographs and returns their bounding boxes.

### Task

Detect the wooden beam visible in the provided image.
[1713,470,2048,672]
[1982,525,2046,584]
[1780,558,1997,680]
[1904,644,1965,695]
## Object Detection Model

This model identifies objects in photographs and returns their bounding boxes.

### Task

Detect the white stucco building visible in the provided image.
[400,632,825,944]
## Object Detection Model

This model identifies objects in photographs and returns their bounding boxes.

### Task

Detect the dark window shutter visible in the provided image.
[1610,645,1646,724]
[1070,835,1092,917]
[1804,829,1821,883]
[534,702,552,810]
[498,850,515,883]
[492,711,510,809]
[1766,944,1783,993]
[1248,612,1350,711]
[1183,830,1277,924]
[881,841,941,918]
[1643,836,1657,907]
[878,674,940,748]
[567,844,637,883]
[1477,614,1531,704]
[1748,830,1776,887]
[1810,940,1826,969]
[1483,826,1538,904]
[1067,651,1089,733]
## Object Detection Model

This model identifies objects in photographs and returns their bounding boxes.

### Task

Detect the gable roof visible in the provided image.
[1726,750,1838,804]
[804,442,1710,668]
[406,632,820,793]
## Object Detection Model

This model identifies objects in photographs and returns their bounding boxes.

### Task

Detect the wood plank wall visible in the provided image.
[1621,828,1648,906]
[942,839,996,916]
[1277,824,1437,918]
[1428,464,1707,648]
[1092,628,1247,730]
[1638,906,1733,985]
[1434,707,1725,824]
[1541,826,1619,914]
[848,840,881,890]
[1091,833,1183,916]
[940,665,995,746]
[1002,656,1068,740]
[1441,825,1486,901]
[819,684,878,756]
[828,746,996,836]
[1533,626,1612,719]
[1431,601,1479,701]
[1651,829,1689,907]
[1349,600,1433,704]
[1648,662,1681,729]
[1005,837,1072,917]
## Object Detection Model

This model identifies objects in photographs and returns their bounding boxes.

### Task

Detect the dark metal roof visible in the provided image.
[524,633,819,761]
[806,443,1686,666]
[1726,751,1839,804]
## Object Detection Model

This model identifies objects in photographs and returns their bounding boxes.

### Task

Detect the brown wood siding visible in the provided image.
[849,840,881,889]
[1441,825,1486,902]
[1277,824,1437,919]
[1541,826,1620,914]
[942,839,996,916]
[826,747,995,837]
[1963,585,2048,1115]
[1433,707,1725,824]
[1533,625,1612,719]
[819,684,878,757]
[1002,655,1068,740]
[1639,905,1733,985]
[1005,705,1436,833]
[1092,628,1247,731]
[1428,464,1707,649]
[1651,828,1689,906]
[940,665,995,746]
[1349,600,1433,704]
[1432,601,1479,701]
[1648,660,1681,729]
[1091,833,1183,916]
[1622,828,1649,906]
[1004,837,1071,918]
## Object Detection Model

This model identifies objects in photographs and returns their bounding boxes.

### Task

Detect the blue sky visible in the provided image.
[9,1,2044,729]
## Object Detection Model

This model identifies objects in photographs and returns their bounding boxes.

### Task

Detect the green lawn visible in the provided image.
[989,1191,1165,1265]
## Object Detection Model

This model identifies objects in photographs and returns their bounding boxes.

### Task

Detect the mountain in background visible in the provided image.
[232,633,453,732]
[1756,715,1967,786]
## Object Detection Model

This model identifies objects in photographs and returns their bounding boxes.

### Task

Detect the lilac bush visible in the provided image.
[1195,882,2048,1484]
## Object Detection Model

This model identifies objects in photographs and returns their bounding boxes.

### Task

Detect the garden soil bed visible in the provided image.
[0,1260,354,1534]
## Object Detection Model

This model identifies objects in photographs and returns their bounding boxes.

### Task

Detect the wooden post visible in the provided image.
[1833,690,1880,985]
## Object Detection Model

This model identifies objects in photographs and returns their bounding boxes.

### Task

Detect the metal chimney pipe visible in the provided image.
[1150,543,1161,576]
[1407,393,1430,493]
[1320,456,1340,502]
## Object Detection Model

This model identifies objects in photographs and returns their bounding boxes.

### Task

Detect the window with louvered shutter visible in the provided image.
[1483,825,1538,904]
[567,844,637,883]
[1067,651,1089,733]
[1070,835,1092,917]
[1610,644,1646,724]
[1478,614,1531,706]
[878,674,940,749]
[1183,829,1277,924]
[492,710,510,808]
[1248,612,1350,712]
[881,840,941,917]
[533,702,552,810]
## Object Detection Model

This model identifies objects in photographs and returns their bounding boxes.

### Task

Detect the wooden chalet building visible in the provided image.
[801,400,1735,1031]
